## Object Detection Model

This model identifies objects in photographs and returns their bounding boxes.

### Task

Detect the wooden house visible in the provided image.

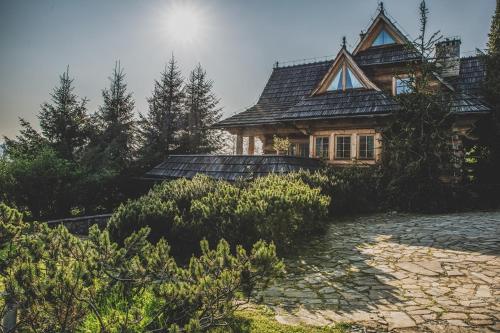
[146,4,491,181]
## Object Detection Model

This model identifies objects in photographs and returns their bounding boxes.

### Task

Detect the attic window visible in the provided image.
[327,64,365,91]
[328,68,343,91]
[346,67,363,89]
[371,29,396,46]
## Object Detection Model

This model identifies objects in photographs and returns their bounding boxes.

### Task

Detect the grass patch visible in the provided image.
[210,308,350,333]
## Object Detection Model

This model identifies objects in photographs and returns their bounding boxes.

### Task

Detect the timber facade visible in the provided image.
[213,5,490,166]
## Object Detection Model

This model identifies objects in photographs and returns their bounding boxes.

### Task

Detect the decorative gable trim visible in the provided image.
[353,12,409,55]
[312,48,380,95]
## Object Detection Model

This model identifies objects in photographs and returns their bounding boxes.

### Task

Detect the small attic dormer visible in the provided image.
[353,3,410,55]
[312,41,380,95]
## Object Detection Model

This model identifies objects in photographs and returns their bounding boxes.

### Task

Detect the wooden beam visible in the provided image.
[236,135,243,154]
[248,136,255,155]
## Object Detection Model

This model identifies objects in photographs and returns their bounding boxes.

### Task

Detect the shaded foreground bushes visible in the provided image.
[108,174,330,257]
[0,203,284,332]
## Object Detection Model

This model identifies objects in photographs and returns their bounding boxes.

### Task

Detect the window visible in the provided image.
[345,67,363,89]
[328,68,343,91]
[358,135,375,159]
[395,77,412,95]
[335,136,351,160]
[327,65,364,91]
[315,137,329,159]
[288,143,310,157]
[299,143,310,157]
[371,29,396,47]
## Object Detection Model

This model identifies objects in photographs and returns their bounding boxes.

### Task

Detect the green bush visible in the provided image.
[292,166,382,215]
[236,174,329,246]
[108,174,330,254]
[1,204,284,332]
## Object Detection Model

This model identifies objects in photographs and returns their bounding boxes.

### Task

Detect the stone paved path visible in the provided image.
[259,211,500,332]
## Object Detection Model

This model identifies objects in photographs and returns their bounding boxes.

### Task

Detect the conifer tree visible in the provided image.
[182,64,222,153]
[484,0,500,108]
[381,1,456,212]
[465,0,500,204]
[38,67,91,160]
[138,55,184,169]
[92,62,136,172]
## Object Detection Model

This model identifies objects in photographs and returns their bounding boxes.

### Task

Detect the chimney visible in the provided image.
[435,38,461,77]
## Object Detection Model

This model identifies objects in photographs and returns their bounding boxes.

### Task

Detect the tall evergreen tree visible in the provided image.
[3,118,47,158]
[138,55,184,169]
[38,67,91,160]
[484,0,500,108]
[182,64,222,153]
[91,62,136,172]
[381,1,456,212]
[465,0,500,206]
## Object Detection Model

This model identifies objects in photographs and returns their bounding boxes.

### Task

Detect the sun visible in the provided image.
[165,3,204,44]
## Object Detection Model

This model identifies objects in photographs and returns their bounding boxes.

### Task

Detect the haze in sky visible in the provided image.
[0,0,496,139]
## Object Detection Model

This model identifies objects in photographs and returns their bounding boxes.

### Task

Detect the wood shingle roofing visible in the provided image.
[144,155,322,181]
[280,89,400,121]
[214,54,490,128]
[454,56,487,96]
[354,44,421,66]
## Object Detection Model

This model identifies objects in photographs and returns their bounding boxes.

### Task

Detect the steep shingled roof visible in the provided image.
[214,60,332,128]
[280,89,400,121]
[454,56,487,96]
[144,155,322,181]
[214,54,490,128]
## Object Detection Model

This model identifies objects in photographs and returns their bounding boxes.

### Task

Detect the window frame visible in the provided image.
[393,75,413,95]
[358,135,375,160]
[314,136,330,159]
[371,28,397,47]
[335,135,351,160]
[298,142,310,157]
[327,63,365,92]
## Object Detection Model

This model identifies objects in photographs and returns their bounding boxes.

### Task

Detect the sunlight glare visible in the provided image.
[165,3,204,44]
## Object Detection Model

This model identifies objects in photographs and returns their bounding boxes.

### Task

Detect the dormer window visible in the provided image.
[329,68,343,91]
[327,63,365,91]
[345,67,363,89]
[371,29,396,47]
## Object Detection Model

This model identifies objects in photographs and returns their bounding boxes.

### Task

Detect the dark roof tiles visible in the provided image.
[258,60,333,104]
[214,54,490,128]
[354,44,421,66]
[281,89,400,120]
[454,56,486,96]
[144,155,321,181]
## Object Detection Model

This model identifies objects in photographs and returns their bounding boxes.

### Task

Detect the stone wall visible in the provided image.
[46,214,112,235]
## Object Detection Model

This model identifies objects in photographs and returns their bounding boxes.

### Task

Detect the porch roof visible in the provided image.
[144,155,322,182]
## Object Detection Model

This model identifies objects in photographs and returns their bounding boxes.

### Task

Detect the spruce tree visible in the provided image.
[94,62,136,172]
[381,1,456,212]
[138,55,184,169]
[38,67,91,160]
[466,0,500,205]
[484,0,500,108]
[182,64,222,153]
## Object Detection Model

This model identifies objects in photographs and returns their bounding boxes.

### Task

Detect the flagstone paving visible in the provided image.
[259,211,500,332]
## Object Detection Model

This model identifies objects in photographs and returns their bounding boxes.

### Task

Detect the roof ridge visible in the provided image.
[274,58,334,69]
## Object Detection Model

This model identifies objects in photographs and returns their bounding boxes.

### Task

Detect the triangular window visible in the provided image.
[371,29,396,46]
[345,67,363,89]
[327,68,343,91]
[327,63,365,91]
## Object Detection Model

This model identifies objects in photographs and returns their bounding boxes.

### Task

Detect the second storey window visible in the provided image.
[395,77,412,95]
[335,136,351,160]
[315,137,329,159]
[359,135,375,159]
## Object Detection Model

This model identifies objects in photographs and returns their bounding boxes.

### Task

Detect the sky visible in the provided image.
[0,0,496,139]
